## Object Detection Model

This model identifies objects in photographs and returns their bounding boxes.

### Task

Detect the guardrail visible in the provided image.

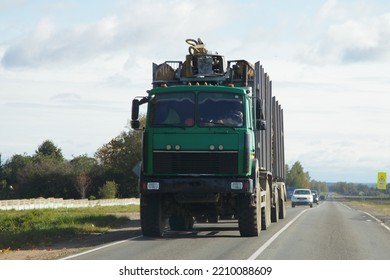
[0,197,140,211]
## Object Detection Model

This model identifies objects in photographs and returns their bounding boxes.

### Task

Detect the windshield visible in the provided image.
[148,91,244,128]
[149,92,195,127]
[294,190,310,195]
[198,92,244,127]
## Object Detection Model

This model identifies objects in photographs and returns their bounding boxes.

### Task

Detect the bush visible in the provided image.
[99,180,118,199]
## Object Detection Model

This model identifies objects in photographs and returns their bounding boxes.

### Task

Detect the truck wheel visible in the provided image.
[292,202,295,208]
[278,183,287,219]
[238,194,261,237]
[140,194,165,237]
[261,180,271,230]
[271,189,279,223]
[188,216,194,229]
[279,197,286,219]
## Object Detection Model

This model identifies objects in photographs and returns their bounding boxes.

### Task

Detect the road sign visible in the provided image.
[377,172,387,190]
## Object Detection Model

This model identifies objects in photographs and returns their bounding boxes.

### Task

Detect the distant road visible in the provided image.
[65,201,390,260]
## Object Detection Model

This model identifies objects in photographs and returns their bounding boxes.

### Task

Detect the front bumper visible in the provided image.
[291,198,313,205]
[140,176,254,195]
[292,201,312,205]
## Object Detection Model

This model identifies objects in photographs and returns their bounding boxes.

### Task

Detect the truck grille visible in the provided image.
[153,151,238,174]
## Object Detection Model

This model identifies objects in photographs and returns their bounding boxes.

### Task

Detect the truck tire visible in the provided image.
[279,196,286,219]
[279,184,287,219]
[238,159,261,237]
[140,194,165,237]
[238,193,261,237]
[261,179,271,230]
[271,189,279,223]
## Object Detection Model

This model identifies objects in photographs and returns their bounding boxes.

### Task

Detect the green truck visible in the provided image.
[131,38,286,237]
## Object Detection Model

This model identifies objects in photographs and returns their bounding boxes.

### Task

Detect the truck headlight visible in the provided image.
[147,182,160,190]
[231,182,243,190]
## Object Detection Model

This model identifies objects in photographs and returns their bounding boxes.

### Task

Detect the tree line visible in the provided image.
[0,122,143,200]
[285,161,389,196]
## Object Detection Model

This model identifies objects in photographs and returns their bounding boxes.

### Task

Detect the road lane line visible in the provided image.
[359,210,390,232]
[341,202,390,232]
[60,235,143,260]
[247,208,311,260]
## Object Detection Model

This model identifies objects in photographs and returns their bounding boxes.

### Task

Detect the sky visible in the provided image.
[1,0,390,183]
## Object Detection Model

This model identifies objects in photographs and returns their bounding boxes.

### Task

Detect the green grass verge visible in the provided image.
[0,205,139,250]
[342,198,390,217]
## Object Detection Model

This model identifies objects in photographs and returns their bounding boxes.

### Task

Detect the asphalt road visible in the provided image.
[65,201,390,260]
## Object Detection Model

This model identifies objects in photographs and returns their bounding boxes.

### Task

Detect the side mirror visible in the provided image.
[132,99,140,121]
[131,95,150,130]
[131,99,141,130]
[256,98,264,120]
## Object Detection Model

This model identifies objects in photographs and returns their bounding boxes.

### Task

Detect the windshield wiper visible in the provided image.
[207,121,226,126]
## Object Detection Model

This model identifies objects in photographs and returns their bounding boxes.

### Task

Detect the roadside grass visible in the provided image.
[0,205,139,250]
[342,198,390,218]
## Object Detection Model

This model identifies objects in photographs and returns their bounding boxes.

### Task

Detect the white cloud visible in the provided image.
[1,16,123,68]
[1,0,236,69]
[318,0,339,20]
[302,9,390,64]
[0,0,26,11]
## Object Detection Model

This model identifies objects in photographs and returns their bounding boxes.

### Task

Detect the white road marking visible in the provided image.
[247,206,316,260]
[60,235,143,260]
[359,210,390,232]
[62,203,369,260]
[341,202,390,232]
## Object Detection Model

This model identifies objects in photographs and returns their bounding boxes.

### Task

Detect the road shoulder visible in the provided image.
[0,213,141,260]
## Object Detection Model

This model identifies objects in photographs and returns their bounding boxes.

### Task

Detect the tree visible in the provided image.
[2,154,33,197]
[3,143,76,199]
[74,174,92,199]
[95,116,145,197]
[35,140,64,161]
[99,180,118,199]
[70,155,97,174]
[16,157,74,198]
[309,180,328,194]
[286,161,308,188]
[70,155,100,198]
[0,179,12,199]
[0,153,3,177]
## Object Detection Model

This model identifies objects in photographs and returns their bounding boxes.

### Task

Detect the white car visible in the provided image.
[291,189,313,208]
